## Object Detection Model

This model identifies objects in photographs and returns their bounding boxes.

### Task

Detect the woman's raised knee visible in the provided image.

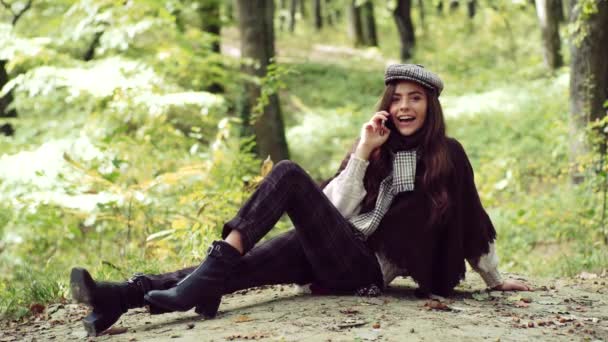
[272,160,308,180]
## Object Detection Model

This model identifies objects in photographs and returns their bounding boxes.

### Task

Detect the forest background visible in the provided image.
[0,0,607,321]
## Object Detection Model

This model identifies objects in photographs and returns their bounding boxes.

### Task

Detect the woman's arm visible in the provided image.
[323,111,391,218]
[322,154,368,219]
[467,243,531,291]
[466,243,502,288]
[451,139,531,292]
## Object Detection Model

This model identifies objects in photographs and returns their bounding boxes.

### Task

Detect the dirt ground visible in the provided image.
[1,272,607,342]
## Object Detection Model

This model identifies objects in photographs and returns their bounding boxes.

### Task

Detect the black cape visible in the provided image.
[328,138,496,296]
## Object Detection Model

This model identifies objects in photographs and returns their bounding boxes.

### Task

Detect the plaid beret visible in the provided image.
[384,64,444,95]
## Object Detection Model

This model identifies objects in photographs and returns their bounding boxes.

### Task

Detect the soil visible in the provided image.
[1,273,607,342]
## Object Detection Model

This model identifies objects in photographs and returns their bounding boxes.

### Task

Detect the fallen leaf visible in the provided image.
[514,301,529,308]
[104,327,128,335]
[29,304,45,315]
[424,300,451,311]
[234,315,255,323]
[339,308,360,315]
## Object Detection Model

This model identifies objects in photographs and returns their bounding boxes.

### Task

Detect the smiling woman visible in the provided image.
[70,64,530,336]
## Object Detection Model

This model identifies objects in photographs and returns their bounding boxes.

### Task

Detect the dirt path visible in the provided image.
[1,273,607,342]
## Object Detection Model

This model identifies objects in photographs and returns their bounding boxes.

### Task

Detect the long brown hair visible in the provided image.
[358,82,453,225]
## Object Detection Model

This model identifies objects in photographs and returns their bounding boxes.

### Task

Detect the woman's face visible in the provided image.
[388,81,428,136]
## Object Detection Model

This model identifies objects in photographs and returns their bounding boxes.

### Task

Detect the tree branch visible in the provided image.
[0,0,34,26]
[0,0,15,15]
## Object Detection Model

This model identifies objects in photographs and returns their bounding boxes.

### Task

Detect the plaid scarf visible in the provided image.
[349,150,417,237]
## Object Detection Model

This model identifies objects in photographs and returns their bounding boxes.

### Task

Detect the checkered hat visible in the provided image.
[384,64,444,95]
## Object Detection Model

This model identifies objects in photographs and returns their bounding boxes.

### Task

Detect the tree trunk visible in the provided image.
[325,0,334,27]
[314,0,323,30]
[418,0,425,28]
[436,0,444,15]
[289,0,297,32]
[535,0,563,69]
[300,0,307,18]
[394,0,416,61]
[83,31,103,61]
[348,1,365,47]
[467,0,477,18]
[200,0,221,54]
[279,0,288,31]
[0,60,16,136]
[569,0,608,182]
[555,0,564,22]
[449,0,459,12]
[225,0,235,21]
[236,0,289,161]
[361,1,378,46]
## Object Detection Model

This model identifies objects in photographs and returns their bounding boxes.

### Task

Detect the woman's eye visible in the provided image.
[412,96,422,101]
[391,98,399,102]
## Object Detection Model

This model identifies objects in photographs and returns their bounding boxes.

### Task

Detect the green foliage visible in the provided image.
[251,62,297,124]
[0,0,256,320]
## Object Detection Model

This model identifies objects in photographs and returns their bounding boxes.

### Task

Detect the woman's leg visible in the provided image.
[222,160,381,291]
[145,161,382,312]
[143,230,314,294]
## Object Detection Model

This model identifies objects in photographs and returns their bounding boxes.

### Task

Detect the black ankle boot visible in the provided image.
[70,268,151,336]
[144,241,241,316]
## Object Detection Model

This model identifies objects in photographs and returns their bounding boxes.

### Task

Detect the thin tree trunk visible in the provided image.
[436,0,444,15]
[555,0,564,22]
[83,30,103,61]
[200,0,221,53]
[467,0,477,18]
[300,0,307,18]
[289,0,297,32]
[348,1,365,46]
[225,0,235,21]
[325,0,334,27]
[394,0,416,61]
[569,0,608,182]
[361,1,378,46]
[0,60,16,136]
[449,0,459,12]
[535,0,563,69]
[279,0,287,31]
[236,0,289,161]
[418,0,425,28]
[314,0,323,30]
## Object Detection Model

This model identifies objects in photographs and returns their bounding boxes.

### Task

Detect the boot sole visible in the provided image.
[144,293,220,318]
[195,296,221,318]
[82,310,120,336]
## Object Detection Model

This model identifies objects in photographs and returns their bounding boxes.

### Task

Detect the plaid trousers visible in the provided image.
[141,160,382,294]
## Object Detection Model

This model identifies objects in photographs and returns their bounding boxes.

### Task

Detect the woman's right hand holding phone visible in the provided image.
[354,111,390,160]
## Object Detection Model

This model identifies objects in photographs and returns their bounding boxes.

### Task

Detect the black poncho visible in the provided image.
[332,138,497,296]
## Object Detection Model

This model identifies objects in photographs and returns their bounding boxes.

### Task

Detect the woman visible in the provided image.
[70,64,529,336]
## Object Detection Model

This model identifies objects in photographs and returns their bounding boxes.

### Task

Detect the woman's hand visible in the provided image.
[354,111,390,160]
[492,279,532,291]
